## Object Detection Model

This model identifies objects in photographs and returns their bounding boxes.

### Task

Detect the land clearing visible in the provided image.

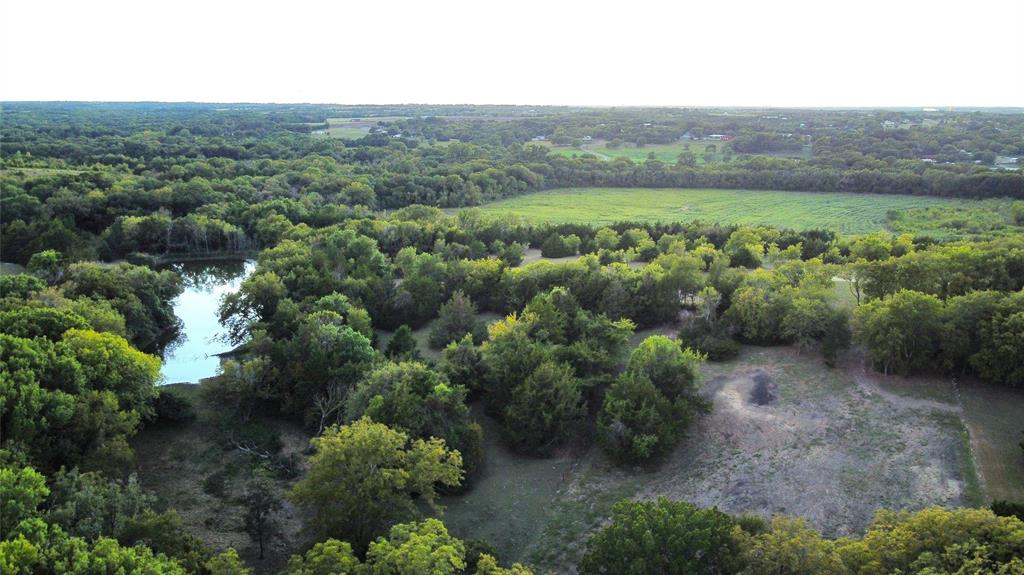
[476,187,999,235]
[312,116,409,139]
[959,381,1024,502]
[442,345,977,573]
[538,139,809,164]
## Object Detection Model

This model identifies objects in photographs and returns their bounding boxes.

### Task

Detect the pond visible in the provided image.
[159,259,255,384]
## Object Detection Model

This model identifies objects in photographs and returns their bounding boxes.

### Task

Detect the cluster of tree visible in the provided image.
[855,288,1024,384]
[282,519,532,575]
[579,497,1024,575]
[0,263,181,473]
[597,337,707,464]
[4,105,1022,270]
[479,288,634,453]
[723,263,851,364]
[0,465,246,575]
[849,236,1024,301]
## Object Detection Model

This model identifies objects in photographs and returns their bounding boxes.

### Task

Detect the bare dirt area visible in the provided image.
[644,348,967,535]
[523,346,972,572]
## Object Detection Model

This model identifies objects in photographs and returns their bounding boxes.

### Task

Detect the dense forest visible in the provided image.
[1,103,1023,574]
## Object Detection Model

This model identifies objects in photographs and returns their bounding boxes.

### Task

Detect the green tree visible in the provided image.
[289,418,462,552]
[0,466,48,538]
[429,291,486,349]
[206,549,253,575]
[578,498,739,575]
[26,249,65,285]
[61,328,161,416]
[625,336,705,406]
[597,374,683,464]
[971,295,1024,386]
[386,325,421,361]
[345,361,483,477]
[502,360,584,454]
[283,539,362,575]
[364,519,466,575]
[440,335,486,395]
[242,471,281,560]
[853,290,944,375]
[737,516,841,575]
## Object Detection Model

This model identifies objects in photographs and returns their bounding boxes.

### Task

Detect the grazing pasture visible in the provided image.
[475,187,1004,235]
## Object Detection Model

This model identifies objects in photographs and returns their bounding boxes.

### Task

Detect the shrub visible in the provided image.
[429,291,486,349]
[597,374,683,464]
[149,387,196,423]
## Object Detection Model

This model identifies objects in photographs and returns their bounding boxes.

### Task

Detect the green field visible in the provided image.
[312,116,409,140]
[475,187,1001,234]
[541,140,809,164]
[546,142,724,163]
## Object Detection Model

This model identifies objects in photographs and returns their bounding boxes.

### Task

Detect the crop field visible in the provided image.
[440,345,978,572]
[475,187,995,234]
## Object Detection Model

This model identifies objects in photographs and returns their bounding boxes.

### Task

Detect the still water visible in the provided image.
[159,259,255,384]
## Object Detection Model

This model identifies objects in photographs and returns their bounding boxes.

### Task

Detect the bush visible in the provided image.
[597,374,683,464]
[540,234,581,258]
[502,361,584,454]
[991,500,1024,521]
[429,291,486,349]
[678,317,740,361]
[440,335,487,395]
[386,325,421,360]
[579,498,738,575]
[149,387,196,424]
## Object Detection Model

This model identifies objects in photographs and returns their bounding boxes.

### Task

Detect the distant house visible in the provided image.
[531,135,547,141]
[921,158,937,163]
[582,136,592,142]
[706,134,732,141]
[881,120,897,130]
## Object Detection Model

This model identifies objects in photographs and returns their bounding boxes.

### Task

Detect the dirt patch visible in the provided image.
[749,370,777,406]
[639,348,967,537]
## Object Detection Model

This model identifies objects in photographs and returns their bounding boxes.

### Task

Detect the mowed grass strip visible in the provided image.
[475,187,984,234]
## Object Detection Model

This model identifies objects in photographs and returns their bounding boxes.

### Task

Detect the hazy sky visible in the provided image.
[2,0,1022,107]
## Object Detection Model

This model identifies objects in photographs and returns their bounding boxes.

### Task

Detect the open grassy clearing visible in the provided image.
[440,345,976,572]
[540,139,809,164]
[886,199,1023,240]
[476,187,997,234]
[131,384,309,575]
[311,116,409,139]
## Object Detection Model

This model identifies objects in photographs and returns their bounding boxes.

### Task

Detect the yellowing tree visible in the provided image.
[290,418,462,552]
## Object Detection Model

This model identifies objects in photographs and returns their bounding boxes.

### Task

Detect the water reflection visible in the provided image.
[159,260,255,384]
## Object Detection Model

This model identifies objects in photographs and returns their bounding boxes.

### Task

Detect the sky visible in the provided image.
[1,0,1022,107]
